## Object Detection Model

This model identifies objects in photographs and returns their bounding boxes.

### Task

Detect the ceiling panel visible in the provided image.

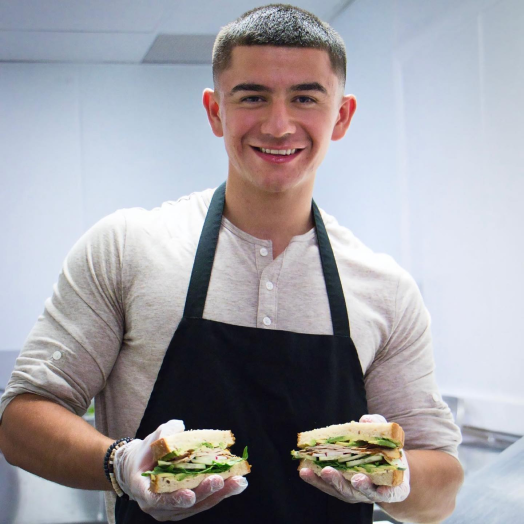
[0,0,353,63]
[143,34,216,64]
[0,0,168,32]
[0,31,156,63]
[157,0,350,34]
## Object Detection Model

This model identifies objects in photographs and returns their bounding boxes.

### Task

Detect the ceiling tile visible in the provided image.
[0,0,169,32]
[157,0,351,34]
[0,31,156,63]
[0,0,353,63]
[143,34,216,64]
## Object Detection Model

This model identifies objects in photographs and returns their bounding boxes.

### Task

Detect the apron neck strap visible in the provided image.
[183,182,351,338]
[311,199,351,337]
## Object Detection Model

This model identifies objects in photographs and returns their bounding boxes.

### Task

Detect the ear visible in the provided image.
[203,88,224,138]
[331,95,357,141]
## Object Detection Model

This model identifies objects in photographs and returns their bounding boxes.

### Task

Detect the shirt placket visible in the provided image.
[255,244,283,329]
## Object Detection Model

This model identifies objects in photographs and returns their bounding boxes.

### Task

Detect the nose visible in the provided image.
[260,100,296,138]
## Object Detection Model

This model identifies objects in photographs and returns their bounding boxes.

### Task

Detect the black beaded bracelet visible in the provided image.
[104,437,134,497]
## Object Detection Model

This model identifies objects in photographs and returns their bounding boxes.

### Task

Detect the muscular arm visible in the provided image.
[300,430,464,523]
[0,393,113,491]
[380,449,464,524]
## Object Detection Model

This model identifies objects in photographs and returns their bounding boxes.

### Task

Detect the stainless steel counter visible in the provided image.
[0,382,106,524]
[444,435,524,523]
[0,352,107,524]
[0,451,106,523]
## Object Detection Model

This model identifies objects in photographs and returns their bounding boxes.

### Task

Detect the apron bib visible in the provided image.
[116,183,372,523]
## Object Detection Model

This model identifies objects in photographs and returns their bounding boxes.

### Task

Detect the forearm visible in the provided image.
[0,393,113,491]
[380,450,464,523]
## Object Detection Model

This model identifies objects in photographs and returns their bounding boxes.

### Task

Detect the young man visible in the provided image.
[0,4,463,523]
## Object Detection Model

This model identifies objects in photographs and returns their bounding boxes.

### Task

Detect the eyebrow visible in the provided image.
[229,82,328,96]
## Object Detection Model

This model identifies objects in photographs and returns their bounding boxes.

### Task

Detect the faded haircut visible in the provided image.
[212,4,346,86]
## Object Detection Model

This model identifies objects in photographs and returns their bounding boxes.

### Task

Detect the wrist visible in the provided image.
[380,450,463,523]
[104,437,134,496]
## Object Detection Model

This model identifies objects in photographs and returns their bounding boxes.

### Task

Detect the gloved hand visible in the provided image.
[113,420,248,521]
[299,414,410,504]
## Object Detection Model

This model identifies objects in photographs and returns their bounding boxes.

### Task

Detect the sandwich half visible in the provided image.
[142,429,250,493]
[292,421,406,486]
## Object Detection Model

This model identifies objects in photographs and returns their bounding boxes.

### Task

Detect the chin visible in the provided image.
[250,172,313,195]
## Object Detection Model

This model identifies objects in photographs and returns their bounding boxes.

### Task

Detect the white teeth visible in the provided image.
[260,148,297,155]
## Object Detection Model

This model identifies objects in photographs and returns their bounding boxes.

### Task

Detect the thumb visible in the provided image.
[359,414,387,424]
[159,419,186,436]
[144,419,186,448]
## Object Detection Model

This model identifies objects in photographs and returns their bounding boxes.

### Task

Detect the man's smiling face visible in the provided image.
[204,46,356,194]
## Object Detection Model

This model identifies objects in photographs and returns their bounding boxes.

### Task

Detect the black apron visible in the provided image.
[115,182,372,523]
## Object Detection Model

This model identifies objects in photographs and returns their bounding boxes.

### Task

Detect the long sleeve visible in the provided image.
[0,211,127,419]
[364,270,461,456]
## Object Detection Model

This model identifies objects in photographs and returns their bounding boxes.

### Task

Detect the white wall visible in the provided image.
[0,63,227,352]
[317,0,402,261]
[330,0,524,434]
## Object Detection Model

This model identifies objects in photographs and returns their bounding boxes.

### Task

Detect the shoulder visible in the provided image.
[84,188,214,253]
[65,188,214,273]
[320,208,410,290]
[320,209,428,370]
[117,187,213,237]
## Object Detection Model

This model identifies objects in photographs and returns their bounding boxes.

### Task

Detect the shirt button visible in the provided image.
[266,281,274,291]
[432,393,440,402]
[52,351,62,360]
[263,316,272,326]
[260,247,268,257]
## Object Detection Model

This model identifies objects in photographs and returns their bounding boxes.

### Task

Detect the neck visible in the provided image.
[223,177,315,258]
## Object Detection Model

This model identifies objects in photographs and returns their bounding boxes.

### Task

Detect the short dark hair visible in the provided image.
[212,4,346,86]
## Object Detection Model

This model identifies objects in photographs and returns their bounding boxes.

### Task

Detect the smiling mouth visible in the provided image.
[253,146,302,156]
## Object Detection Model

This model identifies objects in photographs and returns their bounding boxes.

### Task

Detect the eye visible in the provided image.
[241,95,265,103]
[294,96,316,104]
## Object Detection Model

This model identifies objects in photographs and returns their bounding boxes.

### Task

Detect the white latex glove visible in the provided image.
[113,420,248,521]
[299,414,410,504]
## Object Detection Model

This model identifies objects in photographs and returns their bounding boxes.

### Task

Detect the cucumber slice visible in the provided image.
[337,453,367,463]
[346,455,383,467]
[173,462,207,470]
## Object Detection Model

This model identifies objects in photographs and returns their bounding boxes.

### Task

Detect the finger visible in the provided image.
[350,473,381,501]
[208,475,248,502]
[299,468,350,501]
[359,414,387,424]
[141,419,186,460]
[300,467,368,503]
[376,481,410,503]
[148,488,196,510]
[171,476,248,521]
[351,473,409,503]
[192,475,225,503]
[320,467,374,504]
[138,488,196,521]
[158,419,186,436]
[147,420,185,446]
[147,419,185,445]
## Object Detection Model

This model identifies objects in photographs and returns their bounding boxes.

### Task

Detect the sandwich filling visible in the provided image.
[142,443,248,481]
[292,438,407,475]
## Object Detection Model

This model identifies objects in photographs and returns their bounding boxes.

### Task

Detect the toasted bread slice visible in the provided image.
[150,459,251,493]
[297,421,404,449]
[151,429,236,462]
[298,459,404,487]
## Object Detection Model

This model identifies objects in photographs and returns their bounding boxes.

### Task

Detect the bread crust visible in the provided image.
[298,459,404,487]
[149,460,251,493]
[297,421,404,448]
